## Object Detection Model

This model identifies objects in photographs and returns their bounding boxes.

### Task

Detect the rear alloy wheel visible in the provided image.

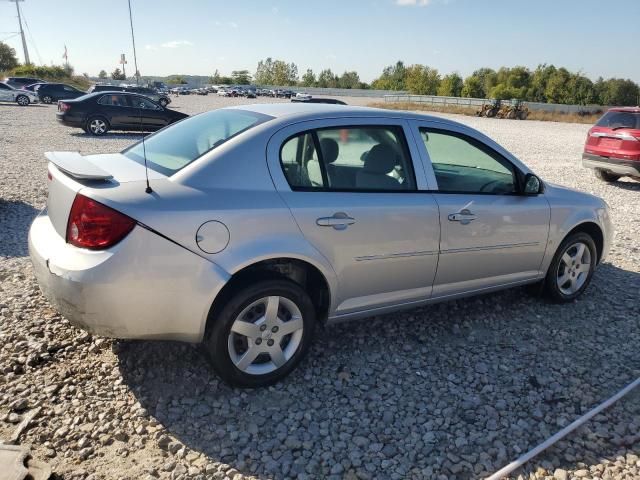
[158,98,168,107]
[86,117,109,136]
[544,232,596,302]
[42,95,53,104]
[16,95,29,106]
[594,168,621,183]
[204,279,316,387]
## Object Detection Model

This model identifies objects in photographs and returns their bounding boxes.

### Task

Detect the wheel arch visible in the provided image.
[565,221,604,264]
[204,257,333,339]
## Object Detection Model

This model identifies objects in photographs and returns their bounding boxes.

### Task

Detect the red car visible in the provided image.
[583,107,640,182]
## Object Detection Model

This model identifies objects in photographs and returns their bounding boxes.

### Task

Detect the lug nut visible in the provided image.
[272,326,279,333]
[267,339,274,346]
[255,338,262,345]
[260,324,267,331]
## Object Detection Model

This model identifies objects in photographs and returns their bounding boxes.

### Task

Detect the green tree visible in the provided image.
[372,61,406,90]
[317,69,338,88]
[111,68,126,80]
[568,74,595,105]
[544,67,572,103]
[528,64,556,102]
[231,69,251,84]
[470,68,497,97]
[461,75,484,98]
[490,83,522,100]
[98,69,107,79]
[0,42,19,71]
[599,78,639,106]
[404,65,440,95]
[301,69,316,87]
[338,71,360,89]
[255,57,274,85]
[437,73,463,97]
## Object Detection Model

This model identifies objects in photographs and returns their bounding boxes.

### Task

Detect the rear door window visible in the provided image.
[280,126,417,191]
[98,94,130,107]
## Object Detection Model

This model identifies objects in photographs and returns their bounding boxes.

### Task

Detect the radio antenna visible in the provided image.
[127,0,152,194]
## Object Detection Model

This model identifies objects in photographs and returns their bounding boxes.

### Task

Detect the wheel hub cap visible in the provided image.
[227,296,304,375]
[556,242,591,295]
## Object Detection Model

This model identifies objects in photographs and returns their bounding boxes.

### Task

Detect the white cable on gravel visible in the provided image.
[485,376,640,480]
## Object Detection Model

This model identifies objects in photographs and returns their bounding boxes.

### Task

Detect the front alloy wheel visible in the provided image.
[16,95,29,106]
[204,279,315,387]
[545,232,596,302]
[42,95,52,104]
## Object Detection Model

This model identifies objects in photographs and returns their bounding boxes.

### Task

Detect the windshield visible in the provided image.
[122,109,272,175]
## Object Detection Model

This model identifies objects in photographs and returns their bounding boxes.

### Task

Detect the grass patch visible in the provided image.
[368,102,602,124]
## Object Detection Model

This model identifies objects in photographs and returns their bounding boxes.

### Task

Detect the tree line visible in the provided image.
[238,57,639,106]
[371,61,639,106]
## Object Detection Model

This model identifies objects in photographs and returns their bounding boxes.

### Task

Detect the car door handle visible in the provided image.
[316,212,355,230]
[448,209,476,225]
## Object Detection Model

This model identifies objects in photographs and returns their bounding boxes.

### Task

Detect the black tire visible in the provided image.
[42,95,53,104]
[16,95,30,106]
[594,169,621,183]
[86,116,110,136]
[158,98,168,107]
[203,279,316,388]
[544,232,597,303]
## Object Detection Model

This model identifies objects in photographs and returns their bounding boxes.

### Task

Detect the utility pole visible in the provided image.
[11,0,30,64]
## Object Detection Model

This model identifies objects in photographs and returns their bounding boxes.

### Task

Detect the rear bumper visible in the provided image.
[56,113,85,128]
[29,212,230,342]
[582,153,640,177]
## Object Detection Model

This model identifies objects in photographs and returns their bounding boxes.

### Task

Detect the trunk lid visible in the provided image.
[45,151,166,238]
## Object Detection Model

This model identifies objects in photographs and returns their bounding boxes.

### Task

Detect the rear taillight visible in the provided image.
[66,194,135,250]
[58,102,71,112]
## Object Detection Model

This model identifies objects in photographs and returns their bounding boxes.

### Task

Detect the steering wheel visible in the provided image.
[479,179,502,193]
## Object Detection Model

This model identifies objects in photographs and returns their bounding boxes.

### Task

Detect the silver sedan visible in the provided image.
[29,104,613,387]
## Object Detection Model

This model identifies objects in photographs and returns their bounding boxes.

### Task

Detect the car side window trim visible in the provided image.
[418,126,526,195]
[278,124,419,193]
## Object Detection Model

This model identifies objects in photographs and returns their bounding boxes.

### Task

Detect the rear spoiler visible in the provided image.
[45,151,113,180]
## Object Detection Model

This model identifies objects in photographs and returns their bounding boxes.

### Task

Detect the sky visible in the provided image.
[1,0,639,83]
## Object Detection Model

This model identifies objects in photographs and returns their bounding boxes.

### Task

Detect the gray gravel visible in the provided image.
[1,95,639,480]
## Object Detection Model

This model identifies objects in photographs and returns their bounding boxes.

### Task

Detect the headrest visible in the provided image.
[363,144,396,174]
[320,138,339,164]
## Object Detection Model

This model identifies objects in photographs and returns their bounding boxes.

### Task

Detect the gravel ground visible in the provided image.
[1,95,639,480]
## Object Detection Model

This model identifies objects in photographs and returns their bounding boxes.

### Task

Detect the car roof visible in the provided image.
[608,107,640,113]
[231,102,462,125]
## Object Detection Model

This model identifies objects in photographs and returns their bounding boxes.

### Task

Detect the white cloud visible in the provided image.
[144,44,157,51]
[271,6,279,14]
[160,40,194,49]
[395,0,431,5]
[228,21,238,28]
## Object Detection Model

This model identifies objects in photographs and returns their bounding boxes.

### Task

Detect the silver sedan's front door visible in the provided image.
[267,118,441,318]
[410,121,550,297]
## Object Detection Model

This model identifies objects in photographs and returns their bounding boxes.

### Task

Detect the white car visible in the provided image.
[295,92,312,100]
[0,82,38,106]
[217,88,230,97]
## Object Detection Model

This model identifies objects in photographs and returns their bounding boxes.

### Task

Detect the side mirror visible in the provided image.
[523,173,543,195]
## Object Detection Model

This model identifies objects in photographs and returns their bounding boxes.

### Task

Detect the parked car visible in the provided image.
[21,82,47,92]
[55,91,188,135]
[4,76,45,89]
[246,89,256,99]
[35,83,85,104]
[217,88,230,97]
[30,104,613,387]
[0,82,39,106]
[87,84,172,107]
[582,107,640,182]
[291,97,347,105]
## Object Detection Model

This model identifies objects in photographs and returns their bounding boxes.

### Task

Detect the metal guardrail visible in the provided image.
[382,94,605,114]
